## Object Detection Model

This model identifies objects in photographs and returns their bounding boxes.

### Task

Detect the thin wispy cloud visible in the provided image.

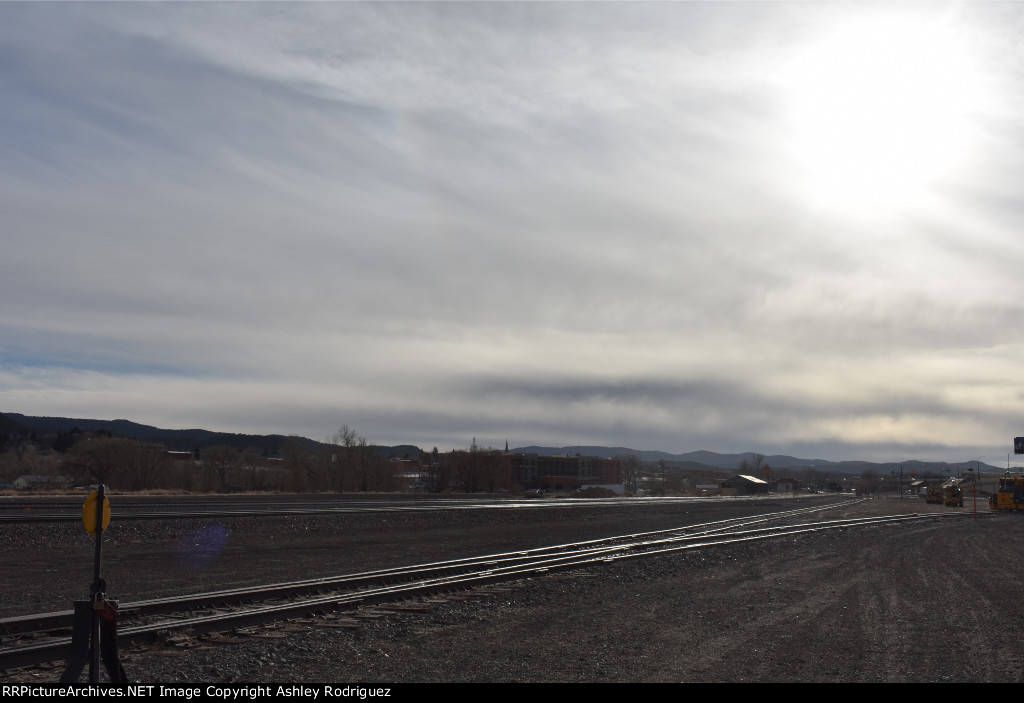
[2,2,1023,463]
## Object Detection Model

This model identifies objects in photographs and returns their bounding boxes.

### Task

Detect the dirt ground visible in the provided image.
[4,495,1022,683]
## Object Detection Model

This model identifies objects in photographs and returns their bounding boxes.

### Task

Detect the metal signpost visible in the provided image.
[59,485,126,683]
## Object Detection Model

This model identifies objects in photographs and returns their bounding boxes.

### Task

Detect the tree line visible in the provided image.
[0,424,513,494]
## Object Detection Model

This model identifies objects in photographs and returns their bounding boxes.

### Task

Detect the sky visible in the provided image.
[3,2,1024,465]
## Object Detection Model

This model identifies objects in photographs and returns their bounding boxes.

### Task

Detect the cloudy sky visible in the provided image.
[3,2,1024,464]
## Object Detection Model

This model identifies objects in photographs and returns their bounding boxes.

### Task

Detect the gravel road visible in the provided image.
[3,494,1020,683]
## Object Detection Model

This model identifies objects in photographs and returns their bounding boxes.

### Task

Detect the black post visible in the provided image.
[90,484,105,683]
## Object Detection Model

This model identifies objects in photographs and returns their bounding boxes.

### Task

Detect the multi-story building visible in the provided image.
[502,453,621,492]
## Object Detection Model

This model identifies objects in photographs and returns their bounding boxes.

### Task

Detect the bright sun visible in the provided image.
[778,11,990,216]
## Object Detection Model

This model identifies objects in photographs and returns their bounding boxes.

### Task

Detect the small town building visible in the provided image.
[13,474,70,491]
[720,474,769,496]
[774,477,797,493]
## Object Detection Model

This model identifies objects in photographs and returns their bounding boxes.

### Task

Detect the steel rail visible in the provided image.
[0,502,926,645]
[0,495,843,522]
[0,500,859,639]
[0,509,967,672]
[0,500,899,644]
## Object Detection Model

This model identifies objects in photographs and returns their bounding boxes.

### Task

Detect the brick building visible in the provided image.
[502,453,621,492]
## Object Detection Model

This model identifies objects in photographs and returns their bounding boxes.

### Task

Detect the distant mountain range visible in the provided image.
[1,413,418,457]
[510,446,995,477]
[3,413,996,476]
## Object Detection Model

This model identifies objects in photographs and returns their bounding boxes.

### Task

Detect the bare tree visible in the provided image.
[738,453,765,476]
[64,437,132,486]
[663,469,684,495]
[0,444,53,483]
[323,425,395,492]
[281,437,312,492]
[448,449,474,492]
[326,424,360,492]
[859,468,879,495]
[241,446,268,491]
[120,442,170,491]
[203,445,241,492]
[424,447,450,493]
[802,466,823,492]
[617,454,642,495]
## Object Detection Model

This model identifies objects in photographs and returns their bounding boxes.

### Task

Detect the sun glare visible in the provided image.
[778,12,990,217]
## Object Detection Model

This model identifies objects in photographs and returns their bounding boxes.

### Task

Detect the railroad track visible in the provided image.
[0,501,970,673]
[0,494,758,522]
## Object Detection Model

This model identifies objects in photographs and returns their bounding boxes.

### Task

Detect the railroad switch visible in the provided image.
[58,485,128,684]
[59,597,127,683]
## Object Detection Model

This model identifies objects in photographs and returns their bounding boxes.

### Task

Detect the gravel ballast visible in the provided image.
[3,495,1019,683]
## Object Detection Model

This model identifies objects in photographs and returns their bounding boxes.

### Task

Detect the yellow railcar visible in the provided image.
[990,476,1024,511]
[943,485,963,508]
